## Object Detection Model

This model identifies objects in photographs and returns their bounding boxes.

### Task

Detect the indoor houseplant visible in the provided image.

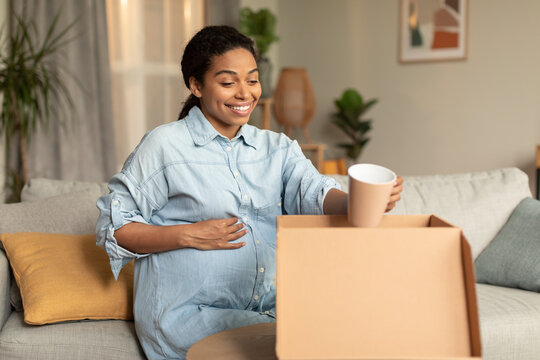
[0,7,77,202]
[332,88,378,161]
[239,7,279,98]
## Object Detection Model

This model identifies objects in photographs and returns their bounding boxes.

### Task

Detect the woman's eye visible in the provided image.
[248,80,259,85]
[221,82,234,86]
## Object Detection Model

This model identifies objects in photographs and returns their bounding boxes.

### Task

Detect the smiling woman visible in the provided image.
[176,27,262,139]
[189,48,261,139]
[96,25,401,360]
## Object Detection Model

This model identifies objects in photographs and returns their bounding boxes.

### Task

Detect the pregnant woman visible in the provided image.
[96,25,402,360]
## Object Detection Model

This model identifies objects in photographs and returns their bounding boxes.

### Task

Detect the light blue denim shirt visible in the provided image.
[96,106,339,359]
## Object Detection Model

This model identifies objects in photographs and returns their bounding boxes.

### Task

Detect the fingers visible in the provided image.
[211,218,243,235]
[224,241,246,249]
[227,227,249,241]
[217,220,248,247]
[224,217,239,226]
[391,177,403,195]
[230,222,246,233]
[223,217,249,234]
[385,201,397,212]
[191,217,249,251]
[219,239,247,249]
[225,218,250,234]
[385,177,403,213]
[213,228,248,250]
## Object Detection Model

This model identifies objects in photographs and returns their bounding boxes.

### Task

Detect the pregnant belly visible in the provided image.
[152,241,258,309]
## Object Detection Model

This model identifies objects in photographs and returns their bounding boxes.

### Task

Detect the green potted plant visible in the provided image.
[238,7,279,98]
[0,8,77,202]
[331,88,378,161]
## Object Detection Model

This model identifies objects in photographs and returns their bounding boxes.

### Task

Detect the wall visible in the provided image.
[277,0,540,194]
[239,0,280,128]
[240,0,279,86]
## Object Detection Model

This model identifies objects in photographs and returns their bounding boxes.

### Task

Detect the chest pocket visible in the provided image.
[255,198,283,221]
[253,198,282,251]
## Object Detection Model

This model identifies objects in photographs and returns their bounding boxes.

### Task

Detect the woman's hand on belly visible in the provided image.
[115,217,247,254]
[181,217,248,250]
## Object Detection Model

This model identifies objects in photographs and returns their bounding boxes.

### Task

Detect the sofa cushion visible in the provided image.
[21,178,109,202]
[330,167,532,259]
[1,233,134,325]
[0,251,10,332]
[0,189,105,311]
[0,189,103,238]
[476,283,540,360]
[475,197,540,292]
[0,312,145,360]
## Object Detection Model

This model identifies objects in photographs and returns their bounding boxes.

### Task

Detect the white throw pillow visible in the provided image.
[21,178,109,202]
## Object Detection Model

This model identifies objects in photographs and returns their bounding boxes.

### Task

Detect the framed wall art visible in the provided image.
[399,0,468,63]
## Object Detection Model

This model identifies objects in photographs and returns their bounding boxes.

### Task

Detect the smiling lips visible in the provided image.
[227,103,253,115]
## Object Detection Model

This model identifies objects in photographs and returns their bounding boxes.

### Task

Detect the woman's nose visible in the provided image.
[235,83,250,99]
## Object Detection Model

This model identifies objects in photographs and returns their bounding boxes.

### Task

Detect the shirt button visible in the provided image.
[259,267,265,273]
[253,295,259,300]
[264,310,270,315]
[243,217,249,222]
[233,171,239,177]
[243,195,249,200]
[256,240,261,245]
[112,200,119,206]
[226,146,232,152]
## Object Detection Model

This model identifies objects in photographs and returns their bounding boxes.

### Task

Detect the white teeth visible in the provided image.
[229,105,250,111]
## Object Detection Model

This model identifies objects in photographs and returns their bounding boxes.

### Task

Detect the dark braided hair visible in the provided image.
[178,26,257,120]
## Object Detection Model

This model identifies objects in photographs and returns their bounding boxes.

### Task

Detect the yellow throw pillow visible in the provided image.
[0,233,134,325]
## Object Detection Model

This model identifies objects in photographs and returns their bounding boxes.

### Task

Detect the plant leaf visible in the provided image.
[0,3,81,194]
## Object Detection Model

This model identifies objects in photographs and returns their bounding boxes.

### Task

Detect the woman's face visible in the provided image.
[190,48,261,139]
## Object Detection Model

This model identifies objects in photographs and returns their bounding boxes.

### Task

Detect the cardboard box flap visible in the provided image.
[461,233,482,356]
[277,214,457,230]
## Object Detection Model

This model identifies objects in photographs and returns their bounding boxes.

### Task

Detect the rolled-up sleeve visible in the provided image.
[281,139,340,215]
[96,171,156,279]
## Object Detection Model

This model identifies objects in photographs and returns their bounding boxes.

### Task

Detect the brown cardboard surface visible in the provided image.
[276,215,481,360]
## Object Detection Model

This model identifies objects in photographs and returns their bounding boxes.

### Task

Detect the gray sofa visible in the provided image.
[0,167,538,359]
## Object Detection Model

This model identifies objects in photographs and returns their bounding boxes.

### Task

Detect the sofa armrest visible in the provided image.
[0,250,12,330]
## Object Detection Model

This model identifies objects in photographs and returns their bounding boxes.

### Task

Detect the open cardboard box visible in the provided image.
[276,215,481,360]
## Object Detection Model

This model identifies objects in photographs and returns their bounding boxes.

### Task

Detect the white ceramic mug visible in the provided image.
[348,163,397,227]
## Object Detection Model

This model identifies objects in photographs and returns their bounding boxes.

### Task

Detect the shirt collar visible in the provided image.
[184,106,257,149]
[234,124,257,149]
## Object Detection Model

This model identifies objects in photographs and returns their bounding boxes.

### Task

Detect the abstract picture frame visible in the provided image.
[399,0,468,63]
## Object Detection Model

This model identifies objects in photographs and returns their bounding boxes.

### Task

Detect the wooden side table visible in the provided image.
[186,323,276,360]
[300,143,326,172]
[258,98,274,130]
[256,98,327,172]
[322,158,347,175]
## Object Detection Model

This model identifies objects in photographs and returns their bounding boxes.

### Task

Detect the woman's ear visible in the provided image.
[189,77,202,98]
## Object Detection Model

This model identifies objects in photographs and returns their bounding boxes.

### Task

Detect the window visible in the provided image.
[106,0,204,168]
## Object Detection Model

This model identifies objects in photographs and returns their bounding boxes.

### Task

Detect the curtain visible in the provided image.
[12,0,117,183]
[106,0,204,170]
